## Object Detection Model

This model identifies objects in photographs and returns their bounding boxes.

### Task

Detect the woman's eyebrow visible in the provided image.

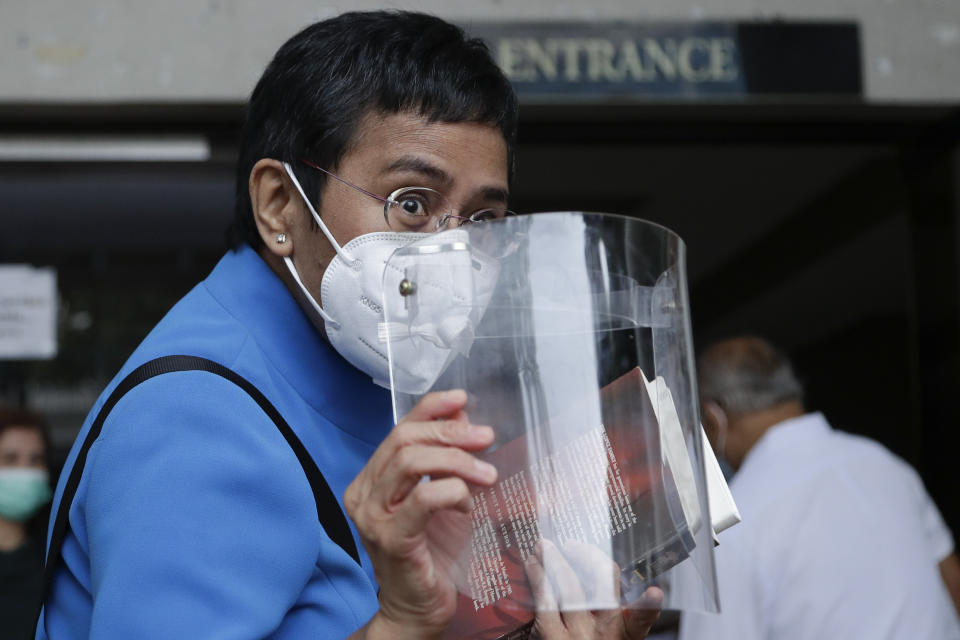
[381,156,452,185]
[382,155,509,202]
[481,186,510,204]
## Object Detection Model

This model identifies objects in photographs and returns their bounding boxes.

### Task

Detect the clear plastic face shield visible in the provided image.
[382,212,718,634]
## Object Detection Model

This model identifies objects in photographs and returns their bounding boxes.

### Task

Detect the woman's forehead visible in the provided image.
[342,111,509,185]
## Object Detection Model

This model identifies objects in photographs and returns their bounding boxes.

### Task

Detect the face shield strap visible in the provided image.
[591,282,675,329]
[281,161,358,266]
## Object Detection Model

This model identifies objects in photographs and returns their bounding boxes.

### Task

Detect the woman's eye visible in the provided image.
[399,198,427,216]
[470,208,509,223]
[470,209,498,222]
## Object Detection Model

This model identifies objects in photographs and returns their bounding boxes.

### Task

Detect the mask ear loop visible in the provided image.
[281,162,359,266]
[282,254,340,330]
[279,161,351,330]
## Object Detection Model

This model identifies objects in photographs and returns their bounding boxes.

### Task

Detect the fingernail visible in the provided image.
[475,459,497,481]
[445,389,467,402]
[474,425,494,440]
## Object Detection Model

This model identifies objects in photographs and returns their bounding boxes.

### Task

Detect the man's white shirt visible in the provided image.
[679,412,960,640]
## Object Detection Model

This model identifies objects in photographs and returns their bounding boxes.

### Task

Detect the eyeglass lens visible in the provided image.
[384,187,514,231]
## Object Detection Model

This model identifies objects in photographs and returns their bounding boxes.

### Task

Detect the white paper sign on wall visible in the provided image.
[0,265,58,359]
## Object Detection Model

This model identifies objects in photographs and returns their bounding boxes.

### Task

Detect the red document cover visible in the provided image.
[442,368,694,640]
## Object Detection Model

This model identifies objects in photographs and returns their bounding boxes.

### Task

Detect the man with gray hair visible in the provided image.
[680,336,960,640]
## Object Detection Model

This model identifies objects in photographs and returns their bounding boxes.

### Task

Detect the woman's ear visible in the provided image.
[250,158,296,257]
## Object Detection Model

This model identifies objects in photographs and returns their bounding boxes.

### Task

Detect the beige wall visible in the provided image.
[1,0,958,103]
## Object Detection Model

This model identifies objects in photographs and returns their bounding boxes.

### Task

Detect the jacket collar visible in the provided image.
[203,245,393,446]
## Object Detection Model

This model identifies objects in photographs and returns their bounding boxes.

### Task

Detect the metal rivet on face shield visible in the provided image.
[399,279,416,296]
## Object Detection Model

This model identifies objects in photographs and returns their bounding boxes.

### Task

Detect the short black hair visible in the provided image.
[0,407,50,457]
[227,10,519,250]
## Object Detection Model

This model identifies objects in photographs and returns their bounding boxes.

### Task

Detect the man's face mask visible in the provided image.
[281,162,499,394]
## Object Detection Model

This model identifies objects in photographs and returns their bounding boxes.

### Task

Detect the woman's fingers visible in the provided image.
[539,539,588,610]
[561,540,622,608]
[363,390,468,474]
[525,549,564,637]
[377,443,497,508]
[391,476,475,540]
[402,389,468,422]
[623,587,664,639]
[349,389,493,517]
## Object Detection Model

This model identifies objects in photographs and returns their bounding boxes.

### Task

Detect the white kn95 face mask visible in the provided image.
[281,162,499,394]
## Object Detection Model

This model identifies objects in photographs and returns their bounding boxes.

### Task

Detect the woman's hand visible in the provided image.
[525,539,663,640]
[344,390,496,640]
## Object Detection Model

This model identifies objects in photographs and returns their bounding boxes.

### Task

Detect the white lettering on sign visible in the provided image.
[497,36,739,84]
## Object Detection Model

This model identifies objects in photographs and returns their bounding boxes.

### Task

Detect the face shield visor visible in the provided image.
[381,212,720,635]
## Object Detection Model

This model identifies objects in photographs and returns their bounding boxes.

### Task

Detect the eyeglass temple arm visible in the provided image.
[298,159,397,207]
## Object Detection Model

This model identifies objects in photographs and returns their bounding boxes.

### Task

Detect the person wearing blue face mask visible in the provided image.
[0,408,52,639]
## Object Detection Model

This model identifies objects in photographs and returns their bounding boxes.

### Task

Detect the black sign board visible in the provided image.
[468,22,862,101]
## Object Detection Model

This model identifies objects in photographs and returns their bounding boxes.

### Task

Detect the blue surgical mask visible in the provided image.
[0,468,52,522]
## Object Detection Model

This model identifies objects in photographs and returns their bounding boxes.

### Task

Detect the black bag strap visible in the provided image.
[37,355,361,629]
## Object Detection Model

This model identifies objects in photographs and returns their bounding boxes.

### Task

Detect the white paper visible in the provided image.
[703,428,741,540]
[641,372,740,541]
[0,265,58,359]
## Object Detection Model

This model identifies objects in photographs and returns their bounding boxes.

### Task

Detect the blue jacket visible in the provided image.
[39,246,392,638]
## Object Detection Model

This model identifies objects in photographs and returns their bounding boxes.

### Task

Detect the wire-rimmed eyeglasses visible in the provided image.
[299,159,515,231]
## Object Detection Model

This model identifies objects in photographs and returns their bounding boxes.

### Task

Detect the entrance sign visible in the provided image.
[470,22,862,101]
